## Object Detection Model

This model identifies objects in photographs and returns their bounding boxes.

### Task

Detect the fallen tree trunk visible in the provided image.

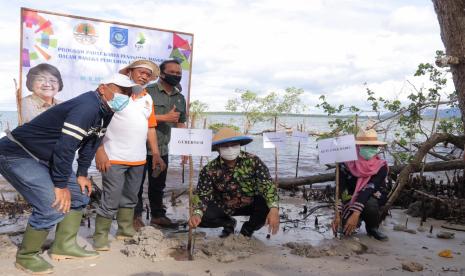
[278,159,464,190]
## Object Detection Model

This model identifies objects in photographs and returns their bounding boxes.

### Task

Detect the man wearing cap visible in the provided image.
[188,128,280,238]
[0,74,139,274]
[93,60,166,250]
[134,59,187,229]
[332,128,389,241]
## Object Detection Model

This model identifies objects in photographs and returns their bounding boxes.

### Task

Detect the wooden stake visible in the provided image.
[334,163,343,239]
[295,140,301,178]
[199,118,207,170]
[182,164,185,184]
[187,154,194,260]
[186,118,196,260]
[274,116,278,186]
[295,124,301,178]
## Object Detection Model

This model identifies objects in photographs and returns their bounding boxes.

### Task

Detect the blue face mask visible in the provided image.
[359,146,379,160]
[107,93,129,112]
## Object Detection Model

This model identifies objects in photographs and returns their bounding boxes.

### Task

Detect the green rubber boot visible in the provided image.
[49,210,99,260]
[15,224,53,275]
[93,215,112,251]
[116,208,136,240]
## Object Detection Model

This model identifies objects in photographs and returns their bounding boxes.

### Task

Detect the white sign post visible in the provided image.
[292,130,309,144]
[317,134,357,239]
[317,134,357,165]
[169,128,212,260]
[169,128,212,157]
[263,131,286,148]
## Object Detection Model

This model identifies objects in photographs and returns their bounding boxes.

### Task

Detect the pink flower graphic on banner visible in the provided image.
[22,10,57,67]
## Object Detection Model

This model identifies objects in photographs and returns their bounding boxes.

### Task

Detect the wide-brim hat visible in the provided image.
[212,127,253,150]
[119,60,160,81]
[355,128,387,146]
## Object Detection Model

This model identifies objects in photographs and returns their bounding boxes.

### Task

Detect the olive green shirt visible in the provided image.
[146,82,187,156]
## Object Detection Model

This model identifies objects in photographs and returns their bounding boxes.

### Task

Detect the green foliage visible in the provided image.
[225,88,304,133]
[189,100,209,126]
[189,100,209,116]
[208,123,240,133]
[436,118,464,135]
[316,51,459,164]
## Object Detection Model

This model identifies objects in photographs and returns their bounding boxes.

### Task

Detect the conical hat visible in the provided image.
[212,128,253,149]
[355,128,387,146]
[119,59,160,81]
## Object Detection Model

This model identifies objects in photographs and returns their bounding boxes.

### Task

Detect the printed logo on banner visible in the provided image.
[73,23,98,45]
[109,26,128,48]
[134,32,146,50]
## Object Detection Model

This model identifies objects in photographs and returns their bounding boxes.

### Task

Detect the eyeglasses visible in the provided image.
[34,76,59,85]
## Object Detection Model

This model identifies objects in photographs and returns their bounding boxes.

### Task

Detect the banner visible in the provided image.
[19,7,193,123]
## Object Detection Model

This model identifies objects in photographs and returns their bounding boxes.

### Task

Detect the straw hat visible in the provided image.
[119,60,160,81]
[212,128,253,150]
[355,128,387,146]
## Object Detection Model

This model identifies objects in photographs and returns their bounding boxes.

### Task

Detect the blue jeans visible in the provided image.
[0,154,89,230]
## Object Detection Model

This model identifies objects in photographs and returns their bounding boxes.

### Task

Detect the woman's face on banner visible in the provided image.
[31,71,59,100]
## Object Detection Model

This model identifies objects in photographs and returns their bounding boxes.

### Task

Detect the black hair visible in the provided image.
[26,63,64,91]
[159,59,181,73]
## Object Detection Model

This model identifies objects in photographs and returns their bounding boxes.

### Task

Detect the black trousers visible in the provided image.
[360,197,381,229]
[199,196,270,236]
[135,155,169,218]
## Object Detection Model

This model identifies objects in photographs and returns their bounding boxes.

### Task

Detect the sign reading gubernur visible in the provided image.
[169,128,212,157]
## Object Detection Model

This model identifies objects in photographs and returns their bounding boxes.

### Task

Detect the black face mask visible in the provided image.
[161,73,182,86]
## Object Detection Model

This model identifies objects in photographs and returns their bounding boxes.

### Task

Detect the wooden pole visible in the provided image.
[199,118,207,170]
[187,154,194,260]
[334,163,343,239]
[295,141,301,178]
[295,124,301,178]
[186,112,196,260]
[274,116,278,186]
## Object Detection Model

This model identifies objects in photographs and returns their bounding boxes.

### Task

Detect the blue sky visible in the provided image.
[0,0,445,112]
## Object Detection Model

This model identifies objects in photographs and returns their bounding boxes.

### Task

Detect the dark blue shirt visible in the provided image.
[0,91,113,188]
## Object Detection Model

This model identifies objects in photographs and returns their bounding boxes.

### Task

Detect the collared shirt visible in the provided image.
[102,90,157,166]
[21,94,61,123]
[192,151,279,217]
[146,82,186,156]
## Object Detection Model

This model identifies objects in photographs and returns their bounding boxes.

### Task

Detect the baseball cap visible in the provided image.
[102,73,140,88]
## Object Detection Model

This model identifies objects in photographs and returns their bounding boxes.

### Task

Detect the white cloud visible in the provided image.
[0,0,445,113]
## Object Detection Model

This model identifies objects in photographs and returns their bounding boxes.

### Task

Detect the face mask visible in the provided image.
[107,93,129,112]
[128,72,148,95]
[161,73,181,86]
[219,145,241,161]
[359,146,378,160]
[131,85,146,95]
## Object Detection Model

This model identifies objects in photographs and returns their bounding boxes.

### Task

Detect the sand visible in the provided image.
[0,191,465,275]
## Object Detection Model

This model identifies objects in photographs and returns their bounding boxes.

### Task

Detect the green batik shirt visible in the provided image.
[146,82,187,156]
[192,151,279,217]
